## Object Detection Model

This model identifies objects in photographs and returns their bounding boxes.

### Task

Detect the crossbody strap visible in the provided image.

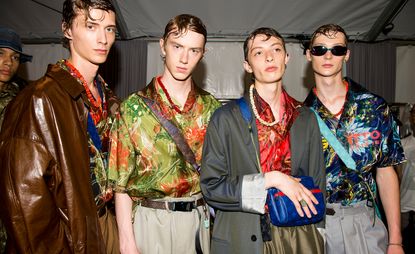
[140,96,200,174]
[310,108,357,170]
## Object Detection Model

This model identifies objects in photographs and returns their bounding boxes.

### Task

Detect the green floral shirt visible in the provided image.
[109,77,220,201]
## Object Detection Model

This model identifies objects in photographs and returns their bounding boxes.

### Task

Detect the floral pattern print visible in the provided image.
[58,60,116,203]
[304,78,405,205]
[253,87,301,175]
[108,77,220,201]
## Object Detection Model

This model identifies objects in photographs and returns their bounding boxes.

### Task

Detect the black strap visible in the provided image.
[140,96,200,174]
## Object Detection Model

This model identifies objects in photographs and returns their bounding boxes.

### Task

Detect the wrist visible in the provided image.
[387,242,403,247]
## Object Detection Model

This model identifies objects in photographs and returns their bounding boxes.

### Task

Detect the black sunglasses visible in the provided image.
[310,45,348,56]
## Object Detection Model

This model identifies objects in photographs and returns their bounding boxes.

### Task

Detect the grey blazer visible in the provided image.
[200,96,325,254]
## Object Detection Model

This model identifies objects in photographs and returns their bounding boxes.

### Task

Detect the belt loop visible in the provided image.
[165,200,171,212]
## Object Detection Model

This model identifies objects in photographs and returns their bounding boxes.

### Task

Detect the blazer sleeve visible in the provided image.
[200,108,267,214]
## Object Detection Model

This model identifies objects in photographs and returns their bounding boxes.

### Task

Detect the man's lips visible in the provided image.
[177,66,188,72]
[0,70,11,76]
[94,49,108,54]
[265,66,277,72]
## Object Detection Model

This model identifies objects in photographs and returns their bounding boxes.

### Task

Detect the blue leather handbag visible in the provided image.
[267,175,325,227]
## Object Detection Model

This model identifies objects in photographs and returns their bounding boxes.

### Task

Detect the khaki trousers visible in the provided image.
[98,208,120,254]
[133,195,210,254]
[264,224,324,254]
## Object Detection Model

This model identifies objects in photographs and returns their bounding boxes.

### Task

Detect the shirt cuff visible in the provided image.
[241,173,267,214]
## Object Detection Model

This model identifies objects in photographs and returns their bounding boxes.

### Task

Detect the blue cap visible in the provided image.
[0,27,33,63]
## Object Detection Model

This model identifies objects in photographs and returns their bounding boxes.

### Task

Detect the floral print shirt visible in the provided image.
[58,60,116,204]
[109,77,220,200]
[253,87,301,175]
[304,78,406,205]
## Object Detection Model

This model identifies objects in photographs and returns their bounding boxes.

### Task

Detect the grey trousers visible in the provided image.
[325,201,388,254]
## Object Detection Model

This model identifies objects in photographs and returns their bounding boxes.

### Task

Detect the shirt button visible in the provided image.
[251,235,257,241]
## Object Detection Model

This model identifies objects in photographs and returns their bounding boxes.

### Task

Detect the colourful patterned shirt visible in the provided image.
[58,60,116,204]
[109,77,221,200]
[254,87,301,175]
[304,78,405,205]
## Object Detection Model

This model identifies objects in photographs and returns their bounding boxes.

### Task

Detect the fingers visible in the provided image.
[293,186,318,218]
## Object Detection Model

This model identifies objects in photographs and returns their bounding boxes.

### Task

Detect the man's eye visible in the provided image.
[106,27,116,33]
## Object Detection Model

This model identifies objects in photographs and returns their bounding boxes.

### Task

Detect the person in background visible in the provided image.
[0,27,32,129]
[304,23,405,254]
[109,14,221,254]
[0,26,32,254]
[0,0,119,253]
[397,105,415,253]
[200,27,325,254]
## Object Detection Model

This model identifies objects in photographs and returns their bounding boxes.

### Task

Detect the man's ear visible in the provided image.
[285,53,290,65]
[305,49,312,62]
[62,23,72,39]
[159,38,166,57]
[344,49,350,63]
[243,60,253,73]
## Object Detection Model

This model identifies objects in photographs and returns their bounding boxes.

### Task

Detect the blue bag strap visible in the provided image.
[236,97,252,123]
[310,108,356,170]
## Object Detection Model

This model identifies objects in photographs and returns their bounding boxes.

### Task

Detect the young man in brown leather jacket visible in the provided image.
[0,0,119,253]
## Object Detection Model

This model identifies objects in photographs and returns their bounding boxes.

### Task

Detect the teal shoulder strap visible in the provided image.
[310,108,357,170]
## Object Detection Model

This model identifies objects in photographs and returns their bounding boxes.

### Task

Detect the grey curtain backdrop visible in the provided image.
[346,41,396,103]
[100,39,148,99]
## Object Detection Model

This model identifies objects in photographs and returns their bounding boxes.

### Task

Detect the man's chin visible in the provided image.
[171,73,191,82]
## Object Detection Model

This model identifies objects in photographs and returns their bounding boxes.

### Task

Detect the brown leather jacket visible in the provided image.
[0,64,118,253]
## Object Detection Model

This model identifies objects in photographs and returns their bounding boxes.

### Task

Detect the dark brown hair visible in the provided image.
[62,0,116,49]
[243,27,286,61]
[162,14,207,46]
[309,24,348,48]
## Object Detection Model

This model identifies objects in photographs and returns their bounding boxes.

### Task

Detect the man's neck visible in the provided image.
[254,81,282,117]
[0,81,5,91]
[67,57,99,90]
[314,75,346,105]
[160,73,192,108]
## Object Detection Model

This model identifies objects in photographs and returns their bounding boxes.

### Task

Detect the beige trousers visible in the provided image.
[133,195,210,254]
